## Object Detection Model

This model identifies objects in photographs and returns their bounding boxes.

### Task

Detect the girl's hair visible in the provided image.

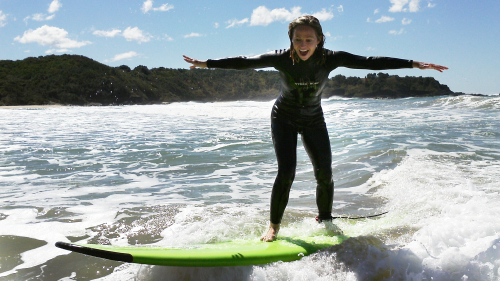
[288,15,326,64]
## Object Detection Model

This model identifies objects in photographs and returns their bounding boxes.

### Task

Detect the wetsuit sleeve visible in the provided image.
[206,50,283,70]
[330,51,413,70]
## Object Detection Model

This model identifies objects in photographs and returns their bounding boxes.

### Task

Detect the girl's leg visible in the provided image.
[262,119,298,242]
[269,119,298,225]
[301,124,334,221]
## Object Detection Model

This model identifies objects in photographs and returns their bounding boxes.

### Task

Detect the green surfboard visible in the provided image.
[55,235,347,267]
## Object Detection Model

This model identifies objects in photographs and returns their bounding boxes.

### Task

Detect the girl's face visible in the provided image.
[292,25,321,61]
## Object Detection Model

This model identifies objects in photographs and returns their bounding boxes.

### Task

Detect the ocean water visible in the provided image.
[0,95,499,281]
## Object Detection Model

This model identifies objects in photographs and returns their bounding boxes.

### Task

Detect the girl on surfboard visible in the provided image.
[184,15,447,242]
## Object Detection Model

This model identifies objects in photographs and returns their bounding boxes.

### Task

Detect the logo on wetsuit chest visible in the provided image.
[295,81,319,89]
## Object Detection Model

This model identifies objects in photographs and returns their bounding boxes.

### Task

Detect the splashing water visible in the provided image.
[1,95,499,280]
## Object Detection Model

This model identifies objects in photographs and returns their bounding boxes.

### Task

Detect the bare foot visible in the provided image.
[260,223,280,242]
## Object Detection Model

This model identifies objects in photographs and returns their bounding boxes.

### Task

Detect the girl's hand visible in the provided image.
[183,55,208,69]
[413,61,448,72]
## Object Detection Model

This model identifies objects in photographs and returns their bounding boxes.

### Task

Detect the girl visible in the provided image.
[184,15,447,242]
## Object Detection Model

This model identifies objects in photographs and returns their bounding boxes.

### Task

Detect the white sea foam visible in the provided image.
[1,96,499,280]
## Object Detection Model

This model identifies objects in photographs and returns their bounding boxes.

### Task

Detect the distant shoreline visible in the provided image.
[1,54,492,107]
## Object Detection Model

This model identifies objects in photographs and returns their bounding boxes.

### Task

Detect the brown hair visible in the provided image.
[288,15,326,64]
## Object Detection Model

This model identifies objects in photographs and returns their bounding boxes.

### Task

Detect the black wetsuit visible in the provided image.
[207,49,413,224]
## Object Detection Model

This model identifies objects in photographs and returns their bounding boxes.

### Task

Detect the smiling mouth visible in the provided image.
[299,50,309,56]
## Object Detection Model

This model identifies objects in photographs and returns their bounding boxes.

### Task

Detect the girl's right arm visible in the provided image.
[183,55,207,69]
[184,50,286,70]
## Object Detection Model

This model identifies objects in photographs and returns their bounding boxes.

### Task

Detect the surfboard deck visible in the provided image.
[55,235,347,267]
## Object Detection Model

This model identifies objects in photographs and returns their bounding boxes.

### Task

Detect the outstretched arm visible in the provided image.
[183,55,207,69]
[413,61,448,72]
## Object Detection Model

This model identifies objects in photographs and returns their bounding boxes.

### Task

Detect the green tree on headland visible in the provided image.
[0,54,461,106]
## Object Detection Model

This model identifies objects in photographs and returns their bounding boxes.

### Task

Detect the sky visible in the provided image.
[1,0,499,95]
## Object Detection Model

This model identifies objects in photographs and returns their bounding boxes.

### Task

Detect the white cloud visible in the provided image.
[226,18,249,28]
[226,6,335,28]
[324,31,331,37]
[32,13,46,21]
[111,51,139,62]
[389,0,407,12]
[33,13,56,21]
[244,6,335,27]
[164,34,173,41]
[25,13,55,23]
[1,10,8,27]
[375,16,395,23]
[141,0,153,13]
[389,0,421,12]
[312,8,334,21]
[389,28,405,35]
[409,0,421,12]
[93,27,158,42]
[155,3,174,12]
[48,0,62,14]
[14,25,91,49]
[93,29,122,37]
[402,18,412,25]
[249,6,302,26]
[141,0,173,13]
[46,48,69,54]
[184,32,202,38]
[214,22,219,28]
[24,1,61,24]
[374,8,380,14]
[337,5,344,13]
[122,27,152,43]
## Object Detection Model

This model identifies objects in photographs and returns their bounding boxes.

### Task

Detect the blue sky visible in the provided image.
[1,0,499,95]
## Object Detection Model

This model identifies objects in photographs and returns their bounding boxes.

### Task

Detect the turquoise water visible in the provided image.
[1,95,499,280]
